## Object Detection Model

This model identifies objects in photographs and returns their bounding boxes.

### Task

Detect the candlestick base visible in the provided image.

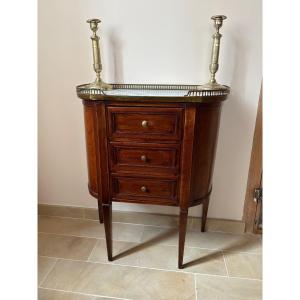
[198,82,228,91]
[87,79,113,91]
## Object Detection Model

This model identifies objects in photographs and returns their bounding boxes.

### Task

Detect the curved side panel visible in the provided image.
[189,102,222,206]
[88,184,98,198]
[83,104,99,197]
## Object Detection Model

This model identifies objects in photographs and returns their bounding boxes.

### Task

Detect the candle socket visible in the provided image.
[86,19,112,90]
[199,15,227,91]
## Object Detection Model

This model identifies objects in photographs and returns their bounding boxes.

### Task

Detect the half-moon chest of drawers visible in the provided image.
[78,85,229,268]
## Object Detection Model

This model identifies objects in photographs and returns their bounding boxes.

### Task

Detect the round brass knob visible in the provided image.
[141,120,148,128]
[140,186,147,192]
[140,155,147,162]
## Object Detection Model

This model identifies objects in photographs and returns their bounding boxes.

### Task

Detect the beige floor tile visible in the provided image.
[38,216,144,243]
[39,204,85,219]
[186,231,262,254]
[84,208,99,221]
[38,257,57,285]
[224,252,262,279]
[38,288,105,300]
[87,210,245,233]
[138,244,179,270]
[196,275,262,300]
[141,226,261,254]
[141,226,178,245]
[186,231,233,249]
[113,211,179,227]
[38,216,105,238]
[188,218,245,234]
[89,239,140,266]
[38,233,97,260]
[228,235,262,254]
[90,239,227,276]
[185,231,260,252]
[41,259,196,300]
[207,219,245,234]
[39,204,245,234]
[90,239,178,269]
[182,248,227,275]
[112,222,144,243]
[139,244,227,275]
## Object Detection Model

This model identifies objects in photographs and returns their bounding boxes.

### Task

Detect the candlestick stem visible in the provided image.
[87,19,112,90]
[200,15,227,91]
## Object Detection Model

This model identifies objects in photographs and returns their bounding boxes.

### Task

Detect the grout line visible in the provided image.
[222,251,229,277]
[38,215,247,235]
[114,221,176,229]
[40,214,106,224]
[195,273,262,281]
[38,214,94,221]
[38,255,262,281]
[222,250,262,256]
[39,287,133,300]
[113,221,246,234]
[39,258,58,287]
[87,240,99,262]
[194,273,198,300]
[38,231,261,255]
[38,231,100,241]
[39,203,92,209]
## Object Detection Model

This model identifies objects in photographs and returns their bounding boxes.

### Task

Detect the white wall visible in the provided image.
[38,0,262,220]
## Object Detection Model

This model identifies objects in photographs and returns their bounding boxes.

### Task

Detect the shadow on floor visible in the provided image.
[113,228,260,269]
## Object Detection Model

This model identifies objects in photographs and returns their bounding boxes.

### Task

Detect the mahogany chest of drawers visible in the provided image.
[77,85,229,268]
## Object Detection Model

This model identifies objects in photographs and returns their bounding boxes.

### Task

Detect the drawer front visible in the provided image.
[107,106,183,140]
[111,176,178,204]
[109,142,180,173]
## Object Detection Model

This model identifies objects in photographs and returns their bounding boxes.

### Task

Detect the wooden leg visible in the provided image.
[102,203,113,261]
[201,197,210,232]
[97,199,104,223]
[178,208,188,269]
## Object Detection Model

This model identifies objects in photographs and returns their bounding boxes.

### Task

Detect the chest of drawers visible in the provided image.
[78,85,229,268]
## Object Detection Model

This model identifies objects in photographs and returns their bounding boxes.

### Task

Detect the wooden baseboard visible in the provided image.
[38,204,245,234]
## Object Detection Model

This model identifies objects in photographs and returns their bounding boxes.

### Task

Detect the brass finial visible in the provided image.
[200,15,227,91]
[86,19,112,90]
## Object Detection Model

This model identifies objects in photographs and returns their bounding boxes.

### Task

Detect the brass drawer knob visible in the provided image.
[140,186,147,192]
[140,155,147,162]
[141,120,148,128]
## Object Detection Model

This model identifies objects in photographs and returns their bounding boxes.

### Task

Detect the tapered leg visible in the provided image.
[201,197,210,232]
[102,203,113,261]
[97,199,104,223]
[178,209,188,269]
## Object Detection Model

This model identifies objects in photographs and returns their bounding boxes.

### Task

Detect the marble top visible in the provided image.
[76,83,230,100]
[104,89,189,97]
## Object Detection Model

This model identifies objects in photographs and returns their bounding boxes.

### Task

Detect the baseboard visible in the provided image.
[38,204,245,234]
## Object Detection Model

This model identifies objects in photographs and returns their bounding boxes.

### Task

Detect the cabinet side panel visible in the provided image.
[190,103,222,204]
[83,105,98,197]
[179,104,197,209]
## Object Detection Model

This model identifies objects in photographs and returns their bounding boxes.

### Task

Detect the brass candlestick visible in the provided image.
[87,19,112,90]
[200,15,227,91]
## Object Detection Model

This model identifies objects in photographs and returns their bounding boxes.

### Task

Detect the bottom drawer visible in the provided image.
[111,175,178,205]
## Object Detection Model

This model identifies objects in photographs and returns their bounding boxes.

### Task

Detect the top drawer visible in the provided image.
[107,106,183,141]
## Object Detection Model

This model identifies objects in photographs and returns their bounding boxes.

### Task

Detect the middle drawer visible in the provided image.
[109,142,180,175]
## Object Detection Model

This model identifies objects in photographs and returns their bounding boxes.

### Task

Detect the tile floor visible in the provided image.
[38,212,262,300]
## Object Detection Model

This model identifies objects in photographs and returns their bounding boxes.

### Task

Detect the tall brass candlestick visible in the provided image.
[201,15,227,90]
[87,19,112,90]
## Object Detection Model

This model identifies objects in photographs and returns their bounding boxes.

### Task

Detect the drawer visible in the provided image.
[109,142,180,174]
[111,175,178,205]
[107,106,183,141]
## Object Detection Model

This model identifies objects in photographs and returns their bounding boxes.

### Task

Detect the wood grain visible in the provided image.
[243,87,262,233]
[81,99,227,267]
[107,106,183,141]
